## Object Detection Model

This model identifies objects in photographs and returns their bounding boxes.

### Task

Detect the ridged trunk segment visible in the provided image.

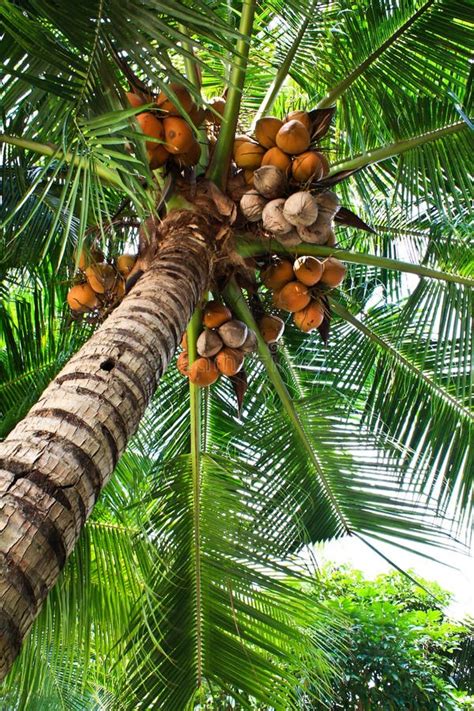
[0,222,211,680]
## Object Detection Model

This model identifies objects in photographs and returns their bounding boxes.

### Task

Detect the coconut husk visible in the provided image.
[197,328,224,357]
[262,199,293,235]
[240,329,258,353]
[218,319,248,348]
[283,191,318,226]
[253,165,287,199]
[240,190,267,222]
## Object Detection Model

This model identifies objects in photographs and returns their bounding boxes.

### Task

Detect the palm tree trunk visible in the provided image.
[0,219,211,680]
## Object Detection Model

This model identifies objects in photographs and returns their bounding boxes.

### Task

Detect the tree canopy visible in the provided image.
[0,0,472,707]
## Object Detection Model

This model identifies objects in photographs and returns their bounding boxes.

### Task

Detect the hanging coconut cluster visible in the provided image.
[127,82,226,171]
[177,300,258,387]
[261,255,346,332]
[233,111,330,185]
[232,110,343,245]
[66,245,137,317]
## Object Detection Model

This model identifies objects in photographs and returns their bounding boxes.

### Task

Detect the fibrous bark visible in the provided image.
[0,218,211,680]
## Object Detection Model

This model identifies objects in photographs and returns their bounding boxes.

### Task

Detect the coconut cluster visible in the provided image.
[127,82,226,171]
[240,176,340,247]
[233,111,330,185]
[66,245,137,317]
[177,300,258,387]
[261,255,346,332]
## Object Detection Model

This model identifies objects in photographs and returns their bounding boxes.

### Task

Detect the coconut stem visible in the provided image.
[1,134,126,189]
[223,278,351,532]
[328,122,467,175]
[207,0,257,189]
[251,0,318,127]
[186,306,204,686]
[235,237,474,288]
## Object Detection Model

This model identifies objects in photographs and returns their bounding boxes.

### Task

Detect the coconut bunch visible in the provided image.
[67,246,137,317]
[177,300,258,387]
[261,255,346,332]
[233,110,330,188]
[127,82,208,170]
[241,175,340,247]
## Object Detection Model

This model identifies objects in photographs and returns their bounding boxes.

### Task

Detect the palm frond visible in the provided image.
[118,451,340,709]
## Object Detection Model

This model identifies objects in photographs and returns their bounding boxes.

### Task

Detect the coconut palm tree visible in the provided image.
[0,0,472,706]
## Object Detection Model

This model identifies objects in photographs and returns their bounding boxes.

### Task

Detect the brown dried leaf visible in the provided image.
[335,206,376,233]
[317,167,361,188]
[317,296,331,344]
[230,369,248,415]
[205,180,237,223]
[308,107,336,141]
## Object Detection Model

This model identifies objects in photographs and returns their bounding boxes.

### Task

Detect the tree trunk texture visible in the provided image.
[0,223,211,680]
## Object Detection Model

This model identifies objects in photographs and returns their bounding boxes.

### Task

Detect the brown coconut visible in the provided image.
[116,254,136,276]
[85,264,116,294]
[262,199,293,235]
[163,116,194,154]
[276,281,311,312]
[275,228,302,247]
[215,347,245,376]
[156,83,194,116]
[254,117,283,149]
[126,92,146,108]
[253,166,287,200]
[293,301,325,332]
[321,258,346,288]
[275,120,310,155]
[315,190,340,214]
[258,314,285,343]
[67,283,100,313]
[240,190,267,222]
[240,329,258,353]
[173,138,201,167]
[136,113,165,151]
[261,259,294,289]
[283,191,318,226]
[285,110,312,132]
[188,105,207,127]
[297,223,331,245]
[325,229,336,247]
[293,256,323,286]
[188,357,220,386]
[234,140,266,170]
[148,143,169,168]
[203,301,232,329]
[233,135,254,156]
[206,97,226,125]
[218,319,248,348]
[243,169,255,186]
[177,351,190,376]
[75,245,104,271]
[292,151,326,182]
[261,146,292,174]
[197,328,224,358]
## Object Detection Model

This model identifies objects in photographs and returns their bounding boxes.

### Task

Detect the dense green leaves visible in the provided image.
[313,566,472,710]
[1,0,473,705]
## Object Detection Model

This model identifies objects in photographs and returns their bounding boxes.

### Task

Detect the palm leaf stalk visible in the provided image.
[251,0,319,126]
[236,239,474,287]
[186,307,204,687]
[316,0,437,109]
[329,121,468,175]
[207,0,257,186]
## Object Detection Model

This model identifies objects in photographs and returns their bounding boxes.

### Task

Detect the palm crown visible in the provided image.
[0,0,472,707]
